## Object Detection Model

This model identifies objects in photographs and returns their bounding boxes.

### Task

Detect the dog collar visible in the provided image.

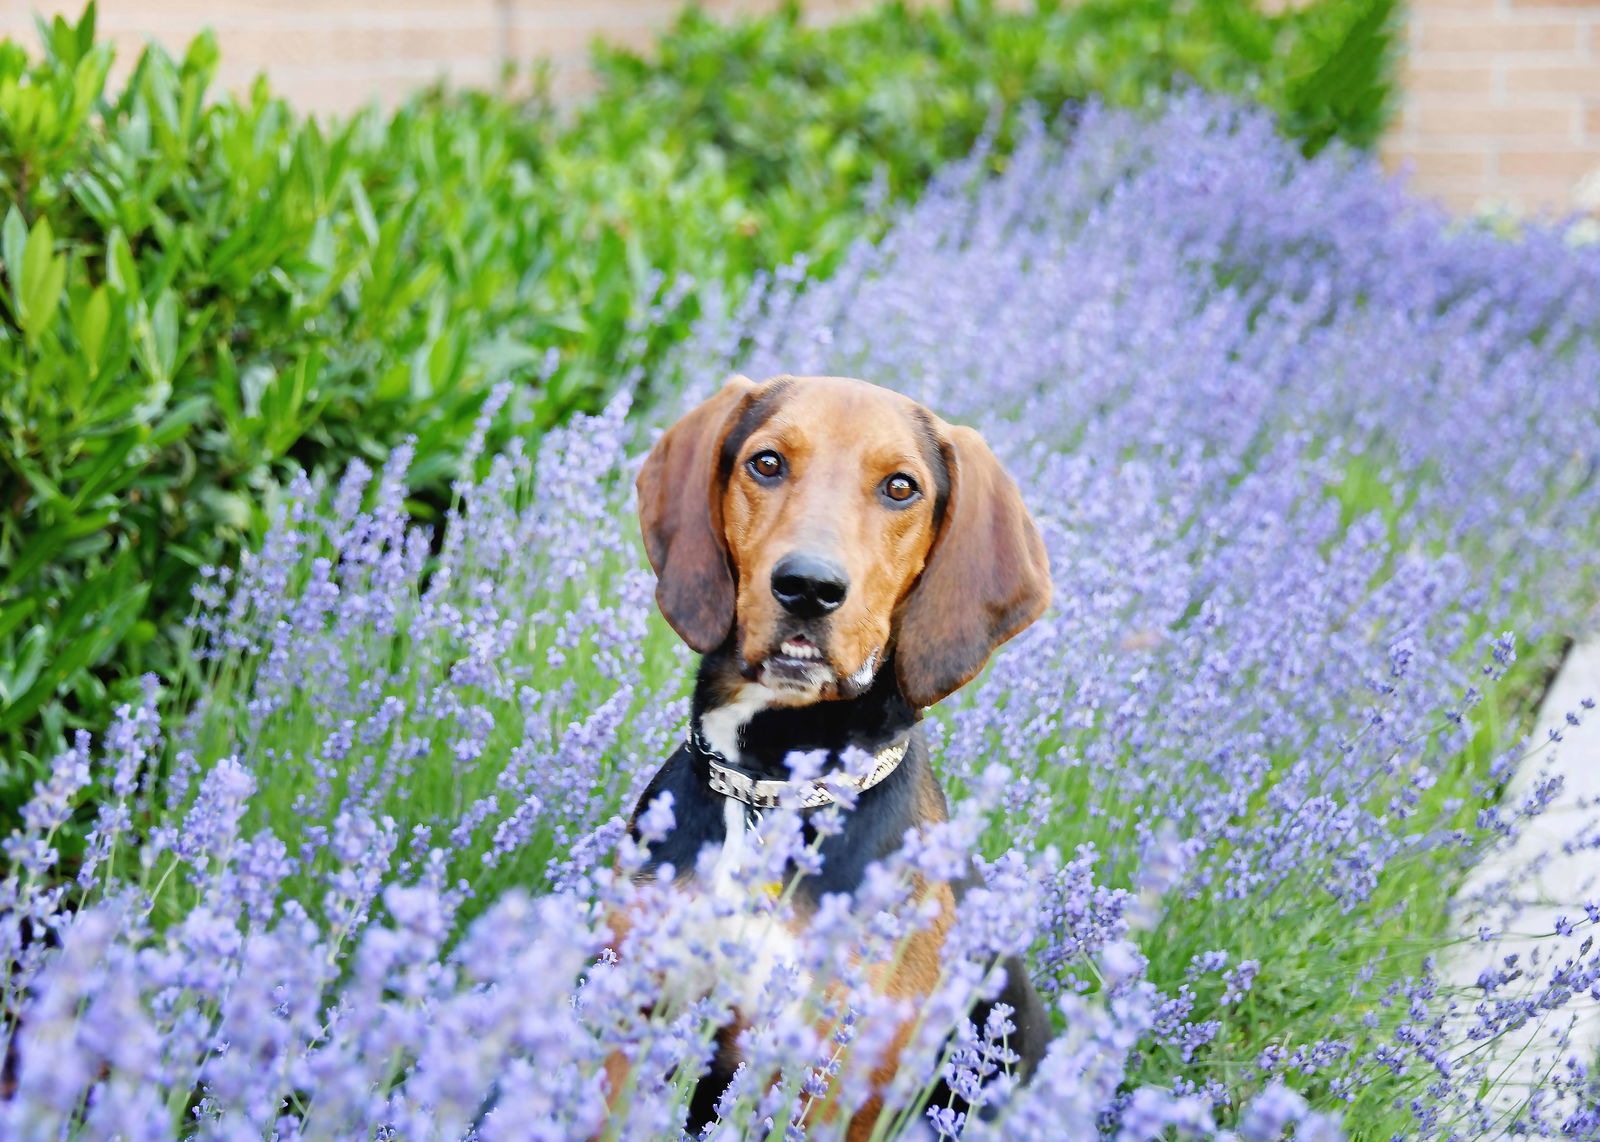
[689,725,909,811]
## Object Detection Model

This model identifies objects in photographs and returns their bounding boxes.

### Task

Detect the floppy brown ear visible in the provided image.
[894,424,1051,709]
[636,375,760,652]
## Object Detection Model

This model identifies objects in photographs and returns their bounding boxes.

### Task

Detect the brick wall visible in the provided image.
[4,1,1599,214]
[1383,0,1600,212]
[0,0,870,109]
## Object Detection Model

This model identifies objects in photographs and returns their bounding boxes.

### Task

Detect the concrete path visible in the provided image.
[1445,635,1600,1135]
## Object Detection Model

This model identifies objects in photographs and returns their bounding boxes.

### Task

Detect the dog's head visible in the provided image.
[637,374,1050,709]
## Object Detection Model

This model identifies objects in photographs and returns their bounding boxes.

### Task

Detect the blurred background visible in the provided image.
[0,0,1589,819]
[3,0,1597,213]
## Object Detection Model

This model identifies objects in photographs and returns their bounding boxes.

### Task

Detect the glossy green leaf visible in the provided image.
[0,625,49,705]
[18,215,66,342]
[76,285,111,366]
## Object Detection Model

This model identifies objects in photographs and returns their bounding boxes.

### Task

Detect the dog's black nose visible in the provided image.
[771,553,849,619]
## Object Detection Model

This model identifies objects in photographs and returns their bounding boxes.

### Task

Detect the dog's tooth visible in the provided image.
[778,641,825,660]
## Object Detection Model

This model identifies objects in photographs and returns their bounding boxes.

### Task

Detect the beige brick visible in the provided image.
[702,0,790,14]
[210,25,336,70]
[1397,91,1510,121]
[97,0,478,13]
[101,29,161,64]
[1413,104,1578,135]
[285,59,498,97]
[543,58,602,101]
[1505,64,1600,95]
[798,0,868,19]
[1401,62,1496,96]
[1509,0,1600,8]
[1394,160,1494,189]
[1417,20,1579,54]
[229,19,496,52]
[1586,103,1600,137]
[1498,175,1588,210]
[1432,189,1499,212]
[270,72,406,115]
[1425,143,1583,166]
[385,23,497,62]
[1401,149,1495,177]
[1499,147,1600,176]
[508,16,661,61]
[500,0,679,12]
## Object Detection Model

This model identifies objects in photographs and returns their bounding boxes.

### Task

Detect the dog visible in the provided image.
[617,373,1054,1136]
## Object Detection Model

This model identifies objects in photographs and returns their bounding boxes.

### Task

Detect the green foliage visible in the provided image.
[1276,0,1401,155]
[581,0,1400,219]
[0,0,1397,812]
[0,10,588,799]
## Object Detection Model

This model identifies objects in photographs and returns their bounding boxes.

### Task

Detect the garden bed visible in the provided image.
[0,0,1396,794]
[6,93,1600,1140]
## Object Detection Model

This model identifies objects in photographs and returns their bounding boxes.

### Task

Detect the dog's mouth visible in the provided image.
[753,636,882,699]
[759,636,835,691]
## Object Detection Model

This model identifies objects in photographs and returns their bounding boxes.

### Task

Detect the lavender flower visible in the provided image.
[8,93,1600,1139]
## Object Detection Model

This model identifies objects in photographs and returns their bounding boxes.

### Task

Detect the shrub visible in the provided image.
[0,0,1398,809]
[582,0,1400,208]
[0,13,585,796]
[5,96,1600,1138]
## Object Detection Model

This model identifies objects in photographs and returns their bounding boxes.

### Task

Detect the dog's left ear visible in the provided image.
[894,423,1051,709]
[637,375,760,652]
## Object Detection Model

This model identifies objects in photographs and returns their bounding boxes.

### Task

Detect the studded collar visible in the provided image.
[688,722,909,811]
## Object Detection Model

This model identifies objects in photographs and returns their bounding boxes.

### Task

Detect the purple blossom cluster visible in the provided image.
[6,94,1600,1139]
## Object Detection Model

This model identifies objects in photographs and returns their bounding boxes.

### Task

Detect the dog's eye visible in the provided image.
[882,473,920,505]
[747,450,785,482]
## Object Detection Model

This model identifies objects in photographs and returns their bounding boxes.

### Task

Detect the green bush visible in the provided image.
[581,0,1399,220]
[0,0,1397,812]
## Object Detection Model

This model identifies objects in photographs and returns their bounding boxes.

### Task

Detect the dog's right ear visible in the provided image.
[637,375,760,652]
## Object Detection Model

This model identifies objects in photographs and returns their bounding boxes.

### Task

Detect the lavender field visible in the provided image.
[6,96,1600,1140]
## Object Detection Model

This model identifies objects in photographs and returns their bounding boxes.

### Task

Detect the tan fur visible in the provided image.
[800,877,957,1139]
[717,377,944,702]
[913,763,951,826]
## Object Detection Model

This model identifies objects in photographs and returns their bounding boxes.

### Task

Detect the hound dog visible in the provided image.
[619,373,1053,1135]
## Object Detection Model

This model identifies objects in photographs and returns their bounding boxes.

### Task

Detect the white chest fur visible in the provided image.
[666,685,812,1011]
[696,682,781,765]
[653,795,811,1014]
